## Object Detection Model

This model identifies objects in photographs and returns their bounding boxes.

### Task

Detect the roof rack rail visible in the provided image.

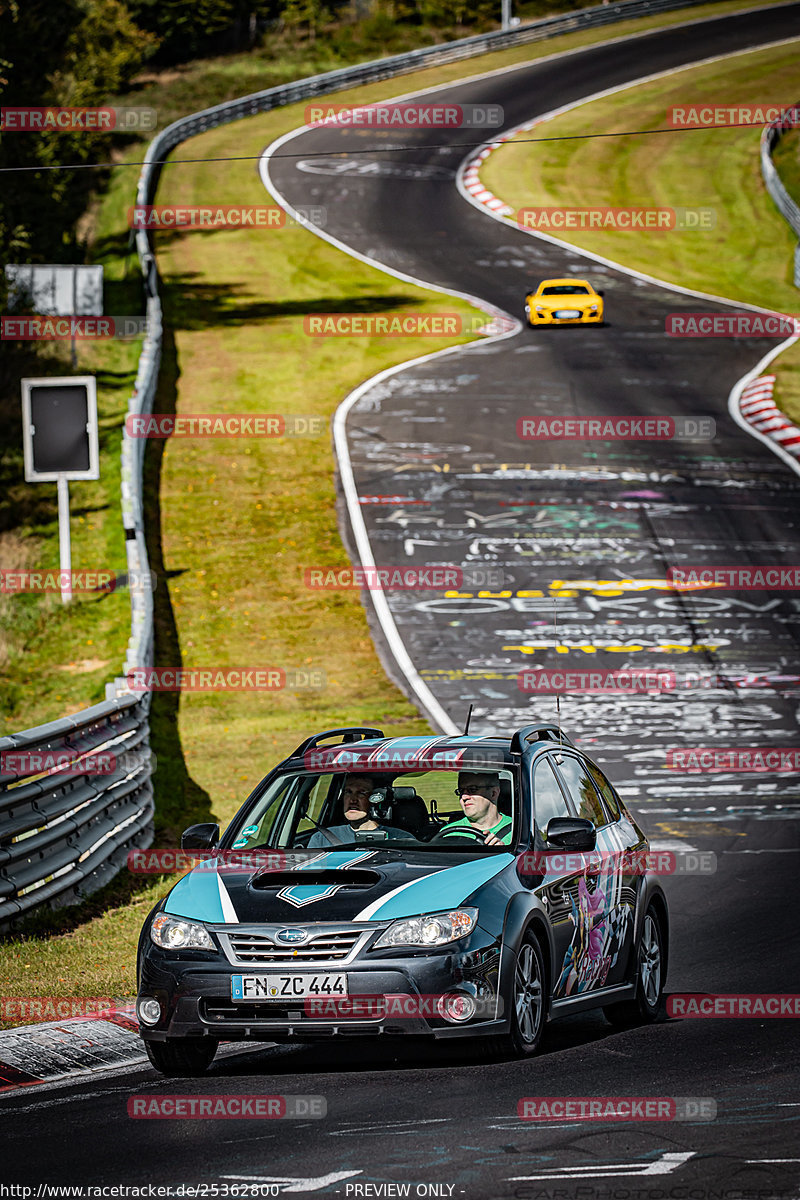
[289,726,385,761]
[510,725,574,754]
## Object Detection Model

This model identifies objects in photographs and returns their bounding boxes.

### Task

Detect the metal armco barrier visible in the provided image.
[0,0,723,931]
[0,695,154,929]
[761,102,800,287]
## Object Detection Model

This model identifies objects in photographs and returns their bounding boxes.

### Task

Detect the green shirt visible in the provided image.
[446,815,513,845]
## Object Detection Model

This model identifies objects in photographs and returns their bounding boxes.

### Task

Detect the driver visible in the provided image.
[445,771,512,846]
[308,774,411,847]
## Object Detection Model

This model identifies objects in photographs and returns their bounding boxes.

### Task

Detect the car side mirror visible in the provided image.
[597,289,605,296]
[544,816,596,852]
[181,822,220,850]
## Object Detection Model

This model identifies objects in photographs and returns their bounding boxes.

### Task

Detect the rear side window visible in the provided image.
[585,761,620,820]
[555,755,608,828]
[533,757,571,838]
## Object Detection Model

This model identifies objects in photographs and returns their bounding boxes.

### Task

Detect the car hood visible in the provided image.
[162,848,515,925]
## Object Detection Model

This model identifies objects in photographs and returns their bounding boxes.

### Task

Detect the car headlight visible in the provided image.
[150,912,215,950]
[374,909,478,949]
[590,304,598,311]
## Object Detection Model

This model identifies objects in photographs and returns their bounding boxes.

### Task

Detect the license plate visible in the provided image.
[554,309,582,319]
[231,973,348,1001]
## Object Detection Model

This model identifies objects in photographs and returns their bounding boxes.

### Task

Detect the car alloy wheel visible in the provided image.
[639,912,662,1010]
[486,933,546,1058]
[515,940,544,1045]
[603,904,665,1027]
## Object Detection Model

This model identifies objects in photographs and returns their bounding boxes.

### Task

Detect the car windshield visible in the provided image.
[224,766,517,854]
[540,284,591,295]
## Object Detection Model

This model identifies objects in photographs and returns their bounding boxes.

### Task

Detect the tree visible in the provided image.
[0,0,157,263]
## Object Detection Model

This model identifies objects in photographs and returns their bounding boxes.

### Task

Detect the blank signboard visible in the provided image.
[21,376,99,481]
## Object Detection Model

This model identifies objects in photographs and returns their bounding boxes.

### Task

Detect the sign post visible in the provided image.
[21,376,100,605]
[57,477,73,604]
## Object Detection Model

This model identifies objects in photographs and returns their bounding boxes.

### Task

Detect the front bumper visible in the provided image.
[138,921,504,1042]
[526,306,602,325]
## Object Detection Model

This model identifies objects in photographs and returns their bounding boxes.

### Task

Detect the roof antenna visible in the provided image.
[463,704,474,736]
[553,598,564,760]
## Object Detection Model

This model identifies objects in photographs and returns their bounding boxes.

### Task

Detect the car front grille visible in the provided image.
[199,998,384,1025]
[225,928,363,965]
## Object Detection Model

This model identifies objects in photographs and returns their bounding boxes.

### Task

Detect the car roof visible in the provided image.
[286,733,518,772]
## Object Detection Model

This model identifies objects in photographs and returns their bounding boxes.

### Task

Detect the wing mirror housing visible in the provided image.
[544,816,596,852]
[180,822,220,850]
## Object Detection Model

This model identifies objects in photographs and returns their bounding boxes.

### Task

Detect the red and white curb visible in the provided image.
[738,375,800,458]
[0,1007,142,1091]
[461,142,514,216]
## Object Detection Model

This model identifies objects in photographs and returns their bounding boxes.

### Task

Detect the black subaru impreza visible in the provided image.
[136,723,668,1074]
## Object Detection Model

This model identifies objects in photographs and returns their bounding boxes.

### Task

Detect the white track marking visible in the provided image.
[510,1151,696,1181]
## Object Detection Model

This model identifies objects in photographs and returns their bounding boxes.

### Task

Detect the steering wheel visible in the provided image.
[429,824,488,844]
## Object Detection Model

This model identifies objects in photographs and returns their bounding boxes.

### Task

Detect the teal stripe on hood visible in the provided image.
[354,854,514,921]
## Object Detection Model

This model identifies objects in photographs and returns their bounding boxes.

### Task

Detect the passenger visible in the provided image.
[446,771,512,845]
[308,774,411,847]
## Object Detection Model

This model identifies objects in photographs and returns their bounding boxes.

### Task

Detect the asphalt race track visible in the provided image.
[4,5,800,1197]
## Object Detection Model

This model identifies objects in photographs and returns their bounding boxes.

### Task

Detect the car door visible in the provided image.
[551,752,633,991]
[527,753,602,1000]
[582,757,641,986]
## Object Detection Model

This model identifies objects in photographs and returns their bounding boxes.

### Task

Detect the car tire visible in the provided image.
[603,906,665,1028]
[488,933,546,1058]
[144,1037,218,1076]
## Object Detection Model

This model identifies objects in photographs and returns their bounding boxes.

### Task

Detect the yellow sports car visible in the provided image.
[524,278,604,326]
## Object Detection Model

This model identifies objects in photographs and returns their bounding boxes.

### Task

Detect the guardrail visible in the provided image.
[0,695,154,928]
[761,103,800,287]
[0,0,727,932]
